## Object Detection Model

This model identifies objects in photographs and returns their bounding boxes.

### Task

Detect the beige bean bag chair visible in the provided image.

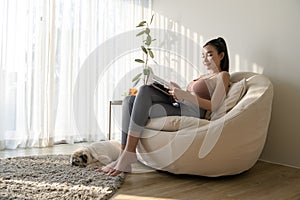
[137,72,274,177]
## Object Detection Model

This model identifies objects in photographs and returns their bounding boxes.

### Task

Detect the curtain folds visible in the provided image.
[0,0,152,149]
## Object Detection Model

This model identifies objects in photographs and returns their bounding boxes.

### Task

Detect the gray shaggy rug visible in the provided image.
[0,155,125,200]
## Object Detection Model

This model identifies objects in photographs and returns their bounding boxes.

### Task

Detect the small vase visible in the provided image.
[128,88,138,96]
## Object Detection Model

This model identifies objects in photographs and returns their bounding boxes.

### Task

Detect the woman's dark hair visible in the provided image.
[203,37,229,72]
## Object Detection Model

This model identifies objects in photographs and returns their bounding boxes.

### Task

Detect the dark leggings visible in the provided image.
[121,85,206,146]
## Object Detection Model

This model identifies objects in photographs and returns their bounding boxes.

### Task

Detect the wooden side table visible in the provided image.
[108,100,123,140]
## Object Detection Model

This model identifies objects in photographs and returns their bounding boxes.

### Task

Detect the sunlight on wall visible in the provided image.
[252,63,264,74]
[153,13,206,82]
[152,12,265,78]
[235,54,240,72]
[233,54,264,74]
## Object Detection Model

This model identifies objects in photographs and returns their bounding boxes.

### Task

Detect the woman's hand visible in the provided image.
[168,89,177,100]
[169,88,186,102]
[169,81,182,101]
[169,88,200,105]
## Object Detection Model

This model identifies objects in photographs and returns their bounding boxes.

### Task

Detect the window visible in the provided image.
[0,0,152,149]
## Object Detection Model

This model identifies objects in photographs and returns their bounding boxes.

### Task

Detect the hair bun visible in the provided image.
[217,37,225,43]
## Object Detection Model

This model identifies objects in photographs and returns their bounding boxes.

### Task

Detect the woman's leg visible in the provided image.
[121,85,182,146]
[97,133,138,174]
[107,132,139,176]
[121,95,135,149]
[107,85,181,176]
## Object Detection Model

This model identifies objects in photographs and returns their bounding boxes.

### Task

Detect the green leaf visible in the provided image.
[145,35,152,46]
[132,73,142,82]
[136,30,145,37]
[143,68,150,75]
[150,14,154,25]
[135,59,145,63]
[145,28,150,34]
[141,46,148,54]
[133,78,140,87]
[136,21,147,27]
[148,49,154,58]
[148,66,154,74]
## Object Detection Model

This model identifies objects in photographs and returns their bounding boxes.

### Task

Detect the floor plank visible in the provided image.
[112,161,300,200]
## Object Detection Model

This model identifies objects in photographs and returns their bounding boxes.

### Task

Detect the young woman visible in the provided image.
[97,37,231,176]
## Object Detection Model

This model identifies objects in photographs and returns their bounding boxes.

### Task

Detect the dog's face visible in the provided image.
[70,148,93,167]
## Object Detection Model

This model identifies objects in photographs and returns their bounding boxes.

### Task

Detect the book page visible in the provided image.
[151,74,171,88]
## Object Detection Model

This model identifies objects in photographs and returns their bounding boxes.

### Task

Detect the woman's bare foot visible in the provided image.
[95,160,117,173]
[108,150,137,176]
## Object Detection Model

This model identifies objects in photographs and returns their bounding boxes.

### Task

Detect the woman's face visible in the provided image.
[202,45,224,72]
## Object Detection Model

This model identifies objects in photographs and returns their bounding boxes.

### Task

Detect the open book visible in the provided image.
[150,74,172,96]
[150,74,180,107]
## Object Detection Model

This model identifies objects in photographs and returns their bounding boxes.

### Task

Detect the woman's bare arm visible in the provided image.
[171,72,230,111]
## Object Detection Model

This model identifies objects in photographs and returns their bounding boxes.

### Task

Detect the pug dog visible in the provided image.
[70,140,121,167]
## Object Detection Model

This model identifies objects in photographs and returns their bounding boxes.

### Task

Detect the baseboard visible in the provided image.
[258,159,300,170]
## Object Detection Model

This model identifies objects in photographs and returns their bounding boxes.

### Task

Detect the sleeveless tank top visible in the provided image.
[187,74,218,100]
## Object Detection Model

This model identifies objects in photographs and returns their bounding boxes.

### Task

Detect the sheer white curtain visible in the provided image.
[0,0,152,149]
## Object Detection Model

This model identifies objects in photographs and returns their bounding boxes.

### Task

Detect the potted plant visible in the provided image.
[131,14,157,88]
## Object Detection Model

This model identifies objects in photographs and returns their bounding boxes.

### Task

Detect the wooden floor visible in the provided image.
[1,144,300,200]
[112,161,300,200]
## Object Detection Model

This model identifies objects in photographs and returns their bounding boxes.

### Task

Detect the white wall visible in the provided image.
[153,0,300,168]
